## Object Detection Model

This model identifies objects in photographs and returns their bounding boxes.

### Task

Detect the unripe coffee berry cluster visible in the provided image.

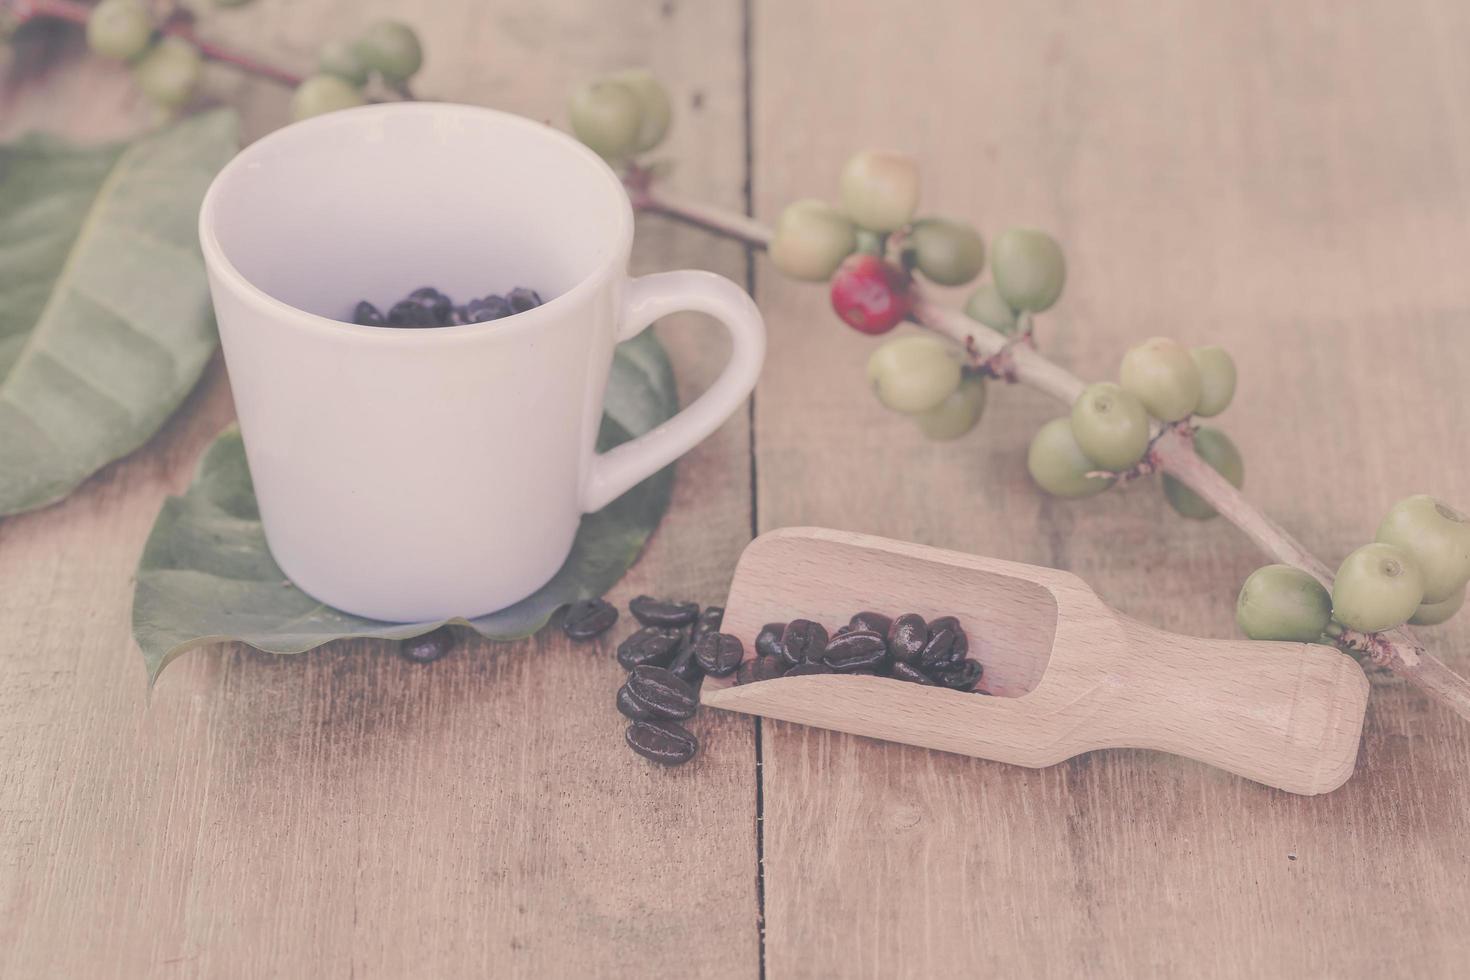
[769,150,1068,442]
[568,69,673,163]
[293,21,424,120]
[1238,496,1470,642]
[1029,337,1240,518]
[85,0,208,109]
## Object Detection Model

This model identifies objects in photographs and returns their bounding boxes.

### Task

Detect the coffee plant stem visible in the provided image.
[8,0,306,87]
[634,183,1470,722]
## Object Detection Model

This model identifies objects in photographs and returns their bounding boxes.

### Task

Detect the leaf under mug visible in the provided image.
[0,109,239,517]
[131,330,679,682]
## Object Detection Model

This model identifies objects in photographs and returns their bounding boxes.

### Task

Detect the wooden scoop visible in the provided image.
[703,527,1369,795]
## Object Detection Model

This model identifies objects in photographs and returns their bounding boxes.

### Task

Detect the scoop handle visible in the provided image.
[1104,617,1369,794]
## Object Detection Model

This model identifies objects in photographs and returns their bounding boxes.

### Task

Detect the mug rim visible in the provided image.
[198,102,635,346]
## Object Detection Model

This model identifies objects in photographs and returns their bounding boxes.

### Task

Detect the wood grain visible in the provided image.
[752,0,1470,975]
[0,2,759,977]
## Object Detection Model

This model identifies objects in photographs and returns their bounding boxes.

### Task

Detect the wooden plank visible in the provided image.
[0,3,759,976]
[751,0,1470,975]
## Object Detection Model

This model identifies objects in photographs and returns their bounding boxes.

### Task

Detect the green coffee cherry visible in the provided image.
[1161,426,1243,519]
[914,376,986,440]
[1375,495,1470,602]
[963,281,1020,335]
[354,20,422,83]
[317,39,369,86]
[769,199,858,281]
[1236,565,1333,642]
[1190,346,1236,417]
[1410,588,1466,626]
[990,229,1065,313]
[132,36,201,108]
[1119,337,1201,422]
[1331,542,1425,634]
[568,80,642,161]
[866,335,962,415]
[606,68,671,153]
[291,74,367,121]
[839,150,920,233]
[1027,417,1114,499]
[1070,382,1150,471]
[86,0,154,61]
[907,217,985,287]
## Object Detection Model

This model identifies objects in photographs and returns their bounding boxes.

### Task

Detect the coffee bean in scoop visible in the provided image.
[755,623,787,660]
[781,619,829,665]
[850,610,892,635]
[933,658,983,691]
[562,597,619,640]
[822,629,888,672]
[887,614,928,663]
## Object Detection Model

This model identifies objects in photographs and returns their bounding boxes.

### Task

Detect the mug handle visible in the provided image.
[581,270,766,513]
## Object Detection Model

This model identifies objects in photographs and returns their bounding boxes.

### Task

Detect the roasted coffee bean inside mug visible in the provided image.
[348,284,544,328]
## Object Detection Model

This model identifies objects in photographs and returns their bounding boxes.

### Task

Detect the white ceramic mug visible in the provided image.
[199,103,764,622]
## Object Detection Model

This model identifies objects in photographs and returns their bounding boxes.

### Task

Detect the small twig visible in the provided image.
[8,0,306,87]
[632,182,1470,723]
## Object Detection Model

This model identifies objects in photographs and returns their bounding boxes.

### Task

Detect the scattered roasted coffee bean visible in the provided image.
[755,623,787,660]
[398,626,454,664]
[735,655,788,685]
[629,595,701,628]
[616,682,652,720]
[919,627,957,669]
[695,606,725,636]
[832,624,854,637]
[823,629,888,672]
[668,642,705,687]
[781,619,830,665]
[784,661,835,676]
[508,286,543,312]
[851,610,893,635]
[626,665,699,720]
[933,658,983,691]
[890,661,935,685]
[562,597,618,640]
[626,718,699,766]
[616,626,683,671]
[693,632,744,677]
[352,300,385,326]
[887,613,928,663]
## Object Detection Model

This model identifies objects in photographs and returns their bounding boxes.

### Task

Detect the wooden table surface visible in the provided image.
[4,1,1470,976]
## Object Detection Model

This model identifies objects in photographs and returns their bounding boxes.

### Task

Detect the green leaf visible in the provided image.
[0,110,239,516]
[132,330,678,683]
